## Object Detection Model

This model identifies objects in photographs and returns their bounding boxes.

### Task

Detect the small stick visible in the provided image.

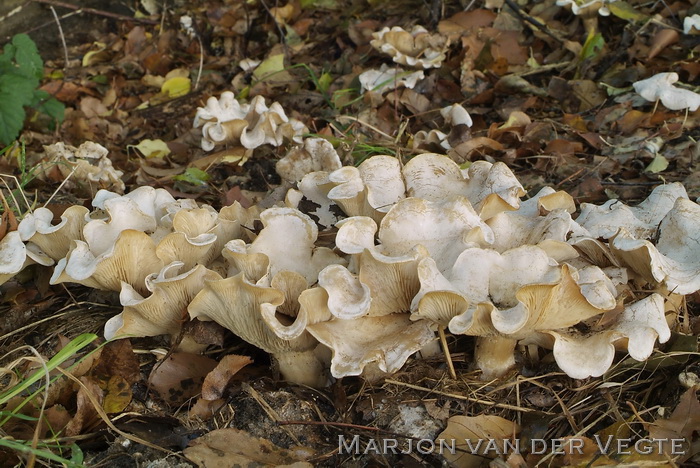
[384,379,545,413]
[438,326,457,379]
[49,6,69,68]
[32,0,159,24]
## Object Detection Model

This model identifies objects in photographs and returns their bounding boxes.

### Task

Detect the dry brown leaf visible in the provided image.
[65,377,103,437]
[648,29,679,59]
[436,414,519,468]
[184,428,314,467]
[648,386,700,455]
[189,398,226,420]
[449,137,503,162]
[148,352,218,405]
[201,355,253,401]
[90,339,140,386]
[439,9,497,38]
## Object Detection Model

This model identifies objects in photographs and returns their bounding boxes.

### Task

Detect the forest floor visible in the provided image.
[0,0,699,466]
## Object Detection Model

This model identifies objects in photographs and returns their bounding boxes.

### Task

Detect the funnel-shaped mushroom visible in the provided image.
[188,272,327,387]
[402,155,525,220]
[327,155,405,222]
[51,229,163,294]
[223,207,344,284]
[611,198,700,294]
[370,25,449,69]
[306,313,435,379]
[193,92,307,151]
[105,262,221,340]
[540,294,670,378]
[276,137,343,184]
[18,205,88,261]
[575,183,687,240]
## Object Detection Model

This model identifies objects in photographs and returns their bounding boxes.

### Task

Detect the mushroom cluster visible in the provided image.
[3,111,693,387]
[193,91,307,152]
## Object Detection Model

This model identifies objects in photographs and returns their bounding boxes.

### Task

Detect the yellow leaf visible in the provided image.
[132,139,171,158]
[103,375,132,414]
[645,154,668,173]
[161,76,191,98]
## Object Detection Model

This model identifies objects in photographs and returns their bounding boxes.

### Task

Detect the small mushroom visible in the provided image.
[38,141,125,195]
[18,205,89,261]
[358,64,425,94]
[370,25,449,69]
[633,73,700,112]
[276,138,343,184]
[193,91,307,151]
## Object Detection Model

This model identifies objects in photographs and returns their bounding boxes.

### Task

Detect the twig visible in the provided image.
[503,0,565,44]
[32,0,159,24]
[49,6,69,68]
[383,379,545,413]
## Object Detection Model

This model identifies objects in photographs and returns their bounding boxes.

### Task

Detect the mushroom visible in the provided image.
[0,232,33,285]
[574,182,688,240]
[538,294,670,379]
[684,14,700,34]
[633,73,700,112]
[50,229,163,294]
[610,197,700,295]
[18,205,89,261]
[223,207,345,285]
[402,154,526,220]
[104,261,221,341]
[327,155,405,222]
[370,25,449,69]
[188,272,328,387]
[358,64,425,94]
[193,91,307,151]
[155,206,243,270]
[276,138,343,184]
[39,141,125,195]
[555,0,617,16]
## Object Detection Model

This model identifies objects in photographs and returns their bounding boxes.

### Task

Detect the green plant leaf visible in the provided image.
[31,89,65,124]
[173,167,210,186]
[580,30,605,62]
[10,33,43,80]
[0,72,34,145]
[608,1,648,22]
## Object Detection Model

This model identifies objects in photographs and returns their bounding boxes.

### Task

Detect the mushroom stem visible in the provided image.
[274,350,327,388]
[438,326,457,379]
[475,335,517,380]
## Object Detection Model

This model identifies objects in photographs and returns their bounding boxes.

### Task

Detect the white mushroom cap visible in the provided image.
[358,64,425,94]
[611,198,700,294]
[306,313,435,378]
[105,262,221,340]
[17,205,89,261]
[440,104,473,127]
[50,229,163,294]
[0,232,28,285]
[633,72,700,111]
[684,14,700,34]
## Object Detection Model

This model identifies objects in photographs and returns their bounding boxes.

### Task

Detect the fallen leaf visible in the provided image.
[648,29,679,59]
[103,375,132,414]
[184,428,314,467]
[161,76,191,98]
[201,355,253,401]
[436,414,519,468]
[148,353,218,405]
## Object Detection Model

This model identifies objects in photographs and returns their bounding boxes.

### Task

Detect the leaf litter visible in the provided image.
[0,0,699,466]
